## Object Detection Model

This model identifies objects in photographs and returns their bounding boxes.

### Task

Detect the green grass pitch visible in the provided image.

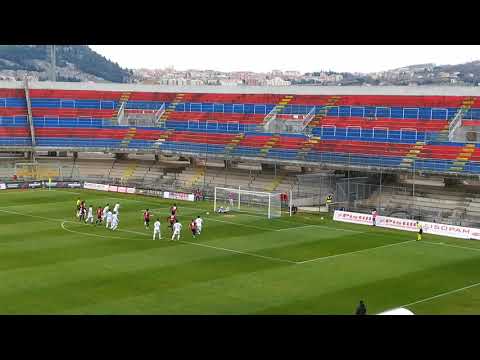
[1,188,480,314]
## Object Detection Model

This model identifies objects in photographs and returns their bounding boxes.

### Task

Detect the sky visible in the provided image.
[89,45,480,74]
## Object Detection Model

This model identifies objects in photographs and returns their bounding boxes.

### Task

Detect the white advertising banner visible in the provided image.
[84,182,135,194]
[334,210,480,241]
[163,191,195,202]
[83,182,95,190]
[84,182,109,192]
[0,183,6,190]
[99,184,110,191]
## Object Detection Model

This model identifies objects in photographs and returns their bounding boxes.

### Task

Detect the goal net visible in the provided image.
[15,162,61,180]
[214,187,282,219]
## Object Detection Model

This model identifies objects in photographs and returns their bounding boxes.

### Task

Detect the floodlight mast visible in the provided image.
[49,45,56,82]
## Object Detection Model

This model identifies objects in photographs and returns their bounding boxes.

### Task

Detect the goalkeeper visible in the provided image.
[217,206,230,214]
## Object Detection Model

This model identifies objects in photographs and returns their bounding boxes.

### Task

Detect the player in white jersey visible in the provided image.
[102,204,110,221]
[171,220,182,241]
[153,218,162,240]
[111,212,119,231]
[113,203,120,214]
[86,205,94,224]
[195,215,203,235]
[105,210,113,229]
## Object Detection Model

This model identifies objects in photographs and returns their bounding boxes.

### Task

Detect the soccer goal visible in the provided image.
[214,187,282,219]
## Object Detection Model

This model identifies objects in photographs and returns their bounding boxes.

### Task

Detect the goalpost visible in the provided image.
[214,187,282,219]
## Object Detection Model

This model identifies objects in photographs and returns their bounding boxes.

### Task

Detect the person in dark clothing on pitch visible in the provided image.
[356,300,367,315]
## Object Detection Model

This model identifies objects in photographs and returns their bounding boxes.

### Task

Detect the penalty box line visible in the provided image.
[0,207,296,264]
[61,221,132,240]
[140,205,360,234]
[90,195,333,232]
[178,240,297,264]
[69,189,373,234]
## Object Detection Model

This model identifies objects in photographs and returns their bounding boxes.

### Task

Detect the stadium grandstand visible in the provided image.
[1,79,480,226]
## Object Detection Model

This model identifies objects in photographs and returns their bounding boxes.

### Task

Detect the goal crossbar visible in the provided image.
[214,187,281,196]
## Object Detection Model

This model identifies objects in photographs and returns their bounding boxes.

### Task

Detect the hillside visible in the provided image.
[0,45,133,83]
[359,61,480,86]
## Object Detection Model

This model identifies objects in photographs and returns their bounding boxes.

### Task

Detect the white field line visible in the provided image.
[296,240,416,264]
[275,224,325,232]
[377,241,480,313]
[204,217,274,231]
[10,206,480,267]
[51,191,314,230]
[0,207,294,263]
[0,199,83,209]
[0,189,81,195]
[0,208,58,222]
[37,189,82,195]
[145,206,281,232]
[58,191,346,233]
[0,208,150,239]
[89,195,313,228]
[145,206,361,234]
[178,240,297,264]
[0,206,266,236]
[15,188,365,231]
[397,280,480,310]
[421,240,480,253]
[61,221,130,240]
[275,224,361,233]
[63,221,152,239]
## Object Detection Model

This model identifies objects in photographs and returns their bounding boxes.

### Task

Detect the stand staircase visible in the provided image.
[399,141,426,169]
[158,93,185,127]
[120,128,137,148]
[437,96,475,142]
[259,135,281,157]
[153,130,174,150]
[309,96,342,128]
[190,167,205,187]
[121,161,138,183]
[449,143,476,172]
[225,133,245,154]
[262,95,294,126]
[112,92,131,123]
[297,136,321,160]
[266,173,286,192]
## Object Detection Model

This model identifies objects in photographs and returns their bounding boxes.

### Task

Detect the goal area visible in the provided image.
[214,187,282,219]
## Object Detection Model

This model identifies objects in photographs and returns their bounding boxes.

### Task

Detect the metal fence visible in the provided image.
[331,180,480,228]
